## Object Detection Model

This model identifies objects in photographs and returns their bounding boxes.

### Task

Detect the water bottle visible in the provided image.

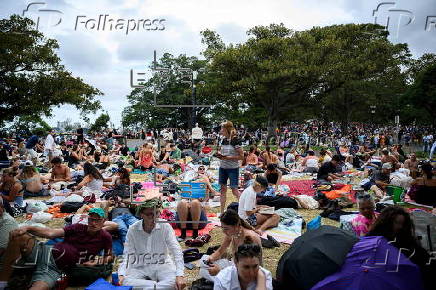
[112,272,119,286]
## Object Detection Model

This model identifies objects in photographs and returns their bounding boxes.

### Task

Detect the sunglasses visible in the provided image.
[198,168,205,171]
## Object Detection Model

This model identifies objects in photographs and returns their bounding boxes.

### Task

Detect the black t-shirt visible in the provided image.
[317,162,338,180]
[371,170,390,183]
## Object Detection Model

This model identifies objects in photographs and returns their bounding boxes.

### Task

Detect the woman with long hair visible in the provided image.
[410,163,436,206]
[137,143,155,170]
[18,165,44,197]
[366,206,434,288]
[217,121,244,214]
[70,162,104,200]
[206,209,261,277]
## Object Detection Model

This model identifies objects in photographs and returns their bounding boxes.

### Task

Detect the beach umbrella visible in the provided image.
[276,225,359,290]
[312,236,424,290]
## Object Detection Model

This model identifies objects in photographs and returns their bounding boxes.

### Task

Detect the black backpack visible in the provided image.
[190,278,214,290]
[60,202,84,213]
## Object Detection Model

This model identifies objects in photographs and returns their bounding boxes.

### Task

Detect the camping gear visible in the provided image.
[312,236,425,290]
[276,225,358,290]
[411,210,436,252]
[386,185,405,203]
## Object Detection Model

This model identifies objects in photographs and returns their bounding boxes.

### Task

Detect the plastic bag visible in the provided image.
[294,195,319,209]
[64,194,84,203]
[26,201,49,213]
[31,212,53,223]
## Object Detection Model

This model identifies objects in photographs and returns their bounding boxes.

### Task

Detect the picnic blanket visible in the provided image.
[264,217,303,244]
[135,188,162,202]
[281,180,316,197]
[322,184,353,200]
[173,222,216,237]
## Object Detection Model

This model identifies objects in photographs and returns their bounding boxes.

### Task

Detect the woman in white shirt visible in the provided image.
[214,243,272,290]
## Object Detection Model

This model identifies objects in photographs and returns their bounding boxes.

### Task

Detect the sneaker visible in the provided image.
[267,235,280,247]
[177,236,186,242]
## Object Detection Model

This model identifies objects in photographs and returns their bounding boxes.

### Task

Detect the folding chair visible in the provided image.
[178,182,207,200]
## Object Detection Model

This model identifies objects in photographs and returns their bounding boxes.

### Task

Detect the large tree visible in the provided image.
[0,15,102,125]
[122,53,219,130]
[202,23,412,137]
[404,63,436,125]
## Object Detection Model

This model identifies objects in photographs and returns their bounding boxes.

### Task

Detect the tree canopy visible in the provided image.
[0,15,102,125]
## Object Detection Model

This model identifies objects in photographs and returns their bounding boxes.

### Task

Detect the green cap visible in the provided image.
[89,208,105,218]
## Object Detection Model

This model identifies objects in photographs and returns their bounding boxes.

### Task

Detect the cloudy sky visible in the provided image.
[1,0,435,128]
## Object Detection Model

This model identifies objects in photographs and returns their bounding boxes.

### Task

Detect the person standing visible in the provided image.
[217,121,244,214]
[44,130,56,162]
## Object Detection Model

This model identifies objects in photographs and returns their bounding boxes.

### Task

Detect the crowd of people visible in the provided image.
[0,120,435,290]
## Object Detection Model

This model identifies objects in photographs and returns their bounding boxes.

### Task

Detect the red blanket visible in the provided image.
[281,180,316,197]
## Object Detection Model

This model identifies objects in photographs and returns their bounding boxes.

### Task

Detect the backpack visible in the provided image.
[60,202,85,213]
[190,278,214,290]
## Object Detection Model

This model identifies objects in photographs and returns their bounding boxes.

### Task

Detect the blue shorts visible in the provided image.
[247,214,257,227]
[219,167,239,189]
[175,210,208,230]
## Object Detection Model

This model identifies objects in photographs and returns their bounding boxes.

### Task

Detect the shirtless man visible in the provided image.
[49,157,71,183]
[404,153,419,178]
[381,148,398,166]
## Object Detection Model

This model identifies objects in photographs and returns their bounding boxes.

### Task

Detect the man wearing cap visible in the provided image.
[370,163,392,198]
[118,198,186,290]
[238,176,280,235]
[1,207,112,289]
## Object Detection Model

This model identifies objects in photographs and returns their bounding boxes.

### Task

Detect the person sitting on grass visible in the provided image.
[103,167,130,188]
[316,154,343,181]
[0,168,24,208]
[0,196,18,290]
[118,199,185,290]
[176,168,211,241]
[49,156,71,185]
[205,209,261,278]
[351,193,378,237]
[369,162,392,199]
[0,207,112,290]
[214,243,273,290]
[18,163,45,197]
[69,162,103,199]
[264,163,282,191]
[189,165,220,197]
[238,175,280,235]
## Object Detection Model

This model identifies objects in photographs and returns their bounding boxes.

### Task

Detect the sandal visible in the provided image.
[197,234,211,244]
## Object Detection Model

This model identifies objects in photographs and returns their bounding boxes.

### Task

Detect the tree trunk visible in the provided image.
[266,115,277,145]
